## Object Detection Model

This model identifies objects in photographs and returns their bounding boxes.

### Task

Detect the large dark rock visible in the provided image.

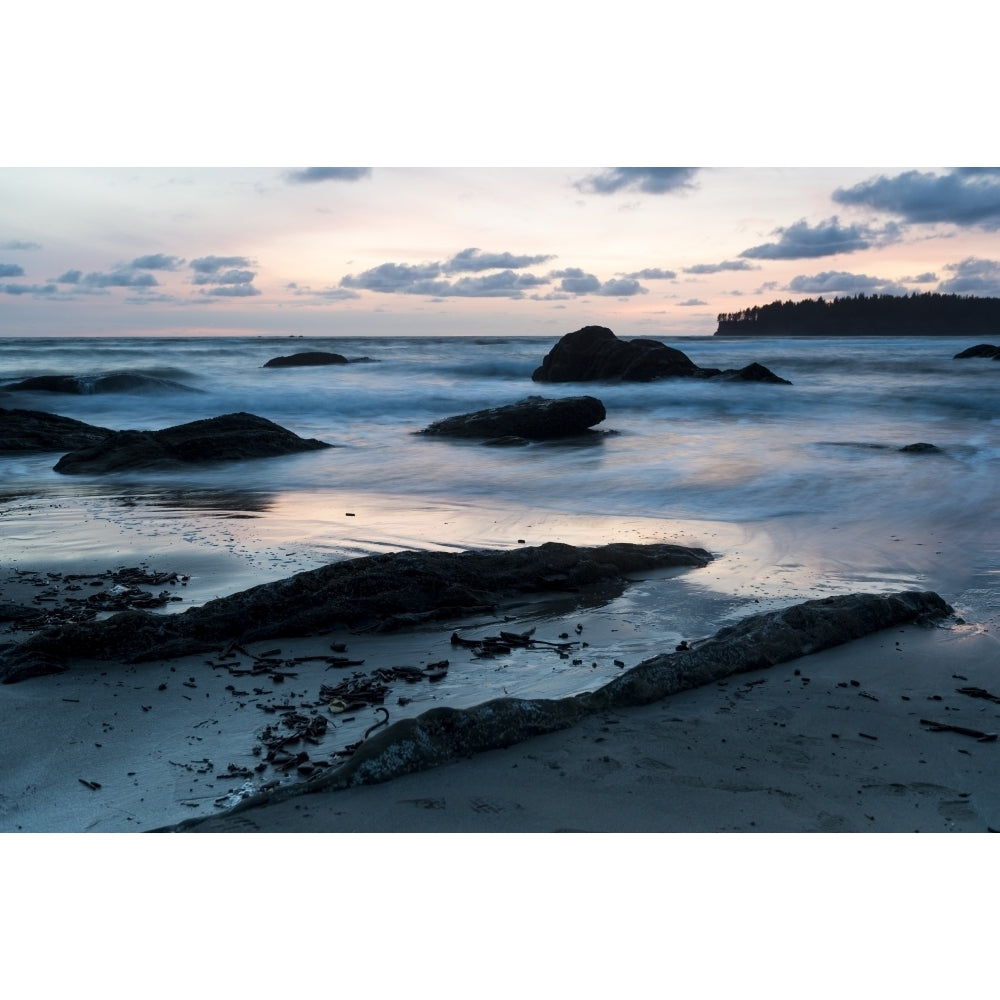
[2,372,201,394]
[532,325,790,384]
[0,542,713,681]
[263,352,349,368]
[953,344,1000,359]
[160,588,952,828]
[52,412,332,475]
[532,326,700,382]
[418,395,607,441]
[0,408,114,452]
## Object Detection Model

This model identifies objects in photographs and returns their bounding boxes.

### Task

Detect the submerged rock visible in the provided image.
[263,351,350,367]
[2,372,201,394]
[159,588,952,829]
[899,442,942,454]
[532,325,791,384]
[0,541,712,682]
[0,408,114,452]
[52,411,332,475]
[953,344,1000,359]
[418,395,607,440]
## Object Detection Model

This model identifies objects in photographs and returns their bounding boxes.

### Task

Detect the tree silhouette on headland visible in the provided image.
[716,292,1000,336]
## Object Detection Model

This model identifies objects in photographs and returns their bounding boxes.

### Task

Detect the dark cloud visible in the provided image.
[193,268,256,286]
[203,284,261,297]
[443,247,555,273]
[683,260,759,274]
[678,298,707,307]
[624,267,677,280]
[401,271,549,299]
[902,271,938,283]
[833,169,1000,229]
[83,270,159,288]
[132,253,184,270]
[2,283,57,295]
[786,271,908,295]
[1,240,42,251]
[340,261,443,292]
[550,267,601,295]
[740,217,897,260]
[0,263,25,278]
[56,269,82,284]
[937,257,1000,295]
[190,255,254,274]
[285,167,372,184]
[596,277,646,297]
[576,167,699,195]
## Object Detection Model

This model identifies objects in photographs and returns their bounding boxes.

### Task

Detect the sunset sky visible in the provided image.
[4,166,999,339]
[3,6,995,340]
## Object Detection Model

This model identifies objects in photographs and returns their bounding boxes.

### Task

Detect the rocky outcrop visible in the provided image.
[0,408,114,452]
[0,542,712,682]
[2,372,201,394]
[159,588,952,829]
[52,412,332,475]
[954,344,1000,359]
[532,326,791,384]
[899,442,942,454]
[418,395,607,441]
[263,352,349,367]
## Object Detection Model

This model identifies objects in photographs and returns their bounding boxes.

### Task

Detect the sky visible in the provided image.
[3,165,1000,339]
[2,6,996,340]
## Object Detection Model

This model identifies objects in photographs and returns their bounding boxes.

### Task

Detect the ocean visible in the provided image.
[2,332,999,682]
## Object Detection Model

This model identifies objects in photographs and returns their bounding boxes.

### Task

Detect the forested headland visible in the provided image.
[715,293,1000,336]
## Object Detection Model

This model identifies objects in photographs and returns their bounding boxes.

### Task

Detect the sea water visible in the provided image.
[2,333,998,637]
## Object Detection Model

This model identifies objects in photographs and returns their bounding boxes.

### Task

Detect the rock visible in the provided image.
[0,408,114,452]
[2,373,201,394]
[531,326,791,384]
[159,588,952,828]
[52,411,332,474]
[532,326,700,382]
[263,351,350,368]
[708,362,793,385]
[0,541,713,681]
[953,344,1000,359]
[899,442,942,454]
[418,395,607,440]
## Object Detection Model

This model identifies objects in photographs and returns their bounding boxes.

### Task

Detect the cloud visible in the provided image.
[596,277,647,297]
[2,283,57,295]
[0,263,25,278]
[56,269,82,284]
[190,255,254,274]
[786,270,908,295]
[288,283,361,301]
[624,267,677,280]
[340,261,443,292]
[832,169,1000,229]
[132,253,184,270]
[901,271,938,283]
[285,167,372,184]
[192,268,256,286]
[1,240,42,251]
[678,298,708,306]
[443,247,555,272]
[550,267,601,295]
[683,260,759,274]
[202,284,261,297]
[740,216,898,260]
[82,270,159,288]
[577,167,699,195]
[937,257,1000,295]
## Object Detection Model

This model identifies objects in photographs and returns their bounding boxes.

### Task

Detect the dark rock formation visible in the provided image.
[899,442,942,454]
[263,352,349,367]
[159,588,952,829]
[418,395,607,441]
[532,326,700,382]
[0,542,712,682]
[531,326,790,384]
[0,408,114,452]
[52,412,332,475]
[2,372,201,394]
[953,344,1000,359]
